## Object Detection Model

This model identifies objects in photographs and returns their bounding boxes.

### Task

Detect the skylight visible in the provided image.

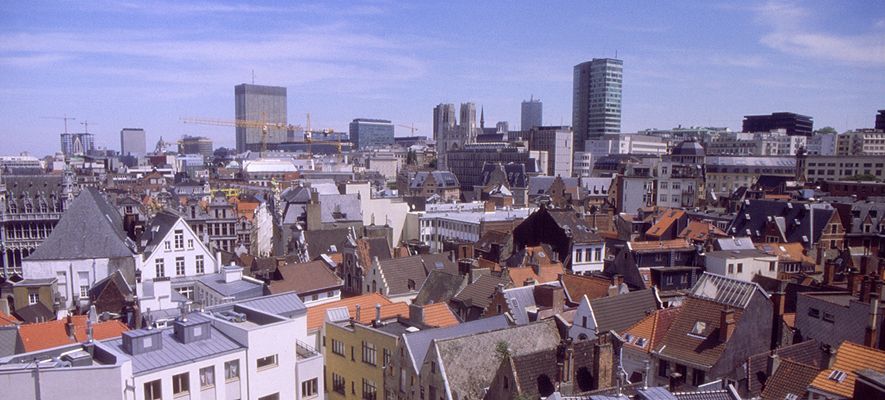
[828,370,847,383]
[690,321,706,337]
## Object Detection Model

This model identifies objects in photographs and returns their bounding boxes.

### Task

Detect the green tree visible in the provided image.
[495,340,511,361]
[815,126,837,135]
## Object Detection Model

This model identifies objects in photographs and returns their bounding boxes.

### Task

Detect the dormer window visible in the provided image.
[689,321,706,337]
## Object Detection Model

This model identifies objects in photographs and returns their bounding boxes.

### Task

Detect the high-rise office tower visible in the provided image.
[120,128,146,156]
[875,110,885,130]
[521,96,543,130]
[178,135,214,157]
[742,112,813,136]
[349,119,395,149]
[433,103,456,142]
[572,58,623,152]
[60,133,95,156]
[234,84,287,153]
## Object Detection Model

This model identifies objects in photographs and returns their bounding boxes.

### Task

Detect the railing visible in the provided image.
[0,212,63,222]
[296,340,321,360]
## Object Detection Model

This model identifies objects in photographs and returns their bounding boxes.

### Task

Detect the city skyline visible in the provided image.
[1,1,884,156]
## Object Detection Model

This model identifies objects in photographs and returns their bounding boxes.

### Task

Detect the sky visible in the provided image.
[1,0,883,156]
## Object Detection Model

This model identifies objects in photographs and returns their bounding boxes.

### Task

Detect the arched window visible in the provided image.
[24,203,33,213]
[8,203,17,213]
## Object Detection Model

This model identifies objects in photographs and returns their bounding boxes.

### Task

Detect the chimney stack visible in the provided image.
[719,308,736,342]
[374,303,382,326]
[865,293,880,348]
[355,304,361,322]
[409,303,424,325]
[823,261,835,285]
[65,313,75,340]
[668,372,683,392]
[767,354,781,376]
[772,290,786,317]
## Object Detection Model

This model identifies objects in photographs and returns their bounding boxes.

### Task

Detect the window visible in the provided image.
[808,308,820,318]
[225,359,240,381]
[362,341,377,366]
[594,248,602,261]
[769,261,776,272]
[823,312,835,323]
[199,366,215,389]
[173,372,189,396]
[165,241,171,251]
[737,263,743,273]
[658,360,669,378]
[174,230,184,249]
[362,378,377,400]
[302,378,318,397]
[332,339,345,356]
[383,348,391,367]
[311,294,318,301]
[332,373,346,394]
[156,258,165,278]
[188,239,194,249]
[257,354,278,370]
[28,290,39,305]
[196,255,204,274]
[692,368,705,386]
[144,380,161,400]
[176,257,185,276]
[575,250,583,263]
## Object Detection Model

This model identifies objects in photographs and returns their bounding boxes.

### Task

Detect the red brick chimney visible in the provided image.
[719,308,736,342]
[823,262,836,286]
[865,293,880,348]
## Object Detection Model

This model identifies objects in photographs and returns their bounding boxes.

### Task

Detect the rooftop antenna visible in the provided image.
[251,69,255,84]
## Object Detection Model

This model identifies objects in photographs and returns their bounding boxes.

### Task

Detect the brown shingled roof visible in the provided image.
[622,306,682,353]
[560,273,611,304]
[760,359,819,400]
[268,260,343,295]
[656,297,744,368]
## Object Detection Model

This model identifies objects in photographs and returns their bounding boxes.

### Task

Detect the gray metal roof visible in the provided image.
[325,306,350,323]
[0,326,19,358]
[319,194,362,223]
[690,272,766,309]
[197,273,264,299]
[27,187,136,261]
[503,285,537,325]
[139,211,180,257]
[236,292,307,318]
[101,326,243,375]
[402,314,510,373]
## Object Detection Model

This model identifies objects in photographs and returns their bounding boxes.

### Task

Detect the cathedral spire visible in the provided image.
[480,106,485,129]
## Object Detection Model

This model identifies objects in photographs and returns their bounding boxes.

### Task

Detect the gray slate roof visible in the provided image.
[319,194,362,223]
[528,176,580,196]
[402,314,510,373]
[102,325,242,375]
[435,319,562,399]
[378,253,457,296]
[237,292,307,318]
[409,171,459,189]
[139,211,180,257]
[502,285,538,325]
[452,274,507,311]
[0,326,19,357]
[413,270,467,306]
[27,187,136,261]
[197,272,265,299]
[589,288,659,333]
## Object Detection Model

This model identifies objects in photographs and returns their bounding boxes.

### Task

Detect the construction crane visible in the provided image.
[396,123,419,135]
[41,115,77,133]
[181,116,301,157]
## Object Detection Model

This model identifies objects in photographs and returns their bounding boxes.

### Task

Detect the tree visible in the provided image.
[495,340,511,361]
[815,126,837,135]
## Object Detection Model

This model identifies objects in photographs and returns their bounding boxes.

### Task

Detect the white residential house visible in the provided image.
[571,240,607,274]
[704,249,779,282]
[0,292,324,400]
[22,187,139,312]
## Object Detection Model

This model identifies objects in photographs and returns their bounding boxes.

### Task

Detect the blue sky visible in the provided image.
[1,0,883,156]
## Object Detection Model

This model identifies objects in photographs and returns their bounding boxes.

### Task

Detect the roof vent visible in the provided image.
[828,370,847,383]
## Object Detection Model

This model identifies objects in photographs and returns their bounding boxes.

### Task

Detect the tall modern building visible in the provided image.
[349,119,394,149]
[60,132,95,156]
[178,135,214,157]
[742,112,813,136]
[572,58,623,152]
[876,110,885,130]
[120,128,146,156]
[521,96,543,130]
[234,84,287,153]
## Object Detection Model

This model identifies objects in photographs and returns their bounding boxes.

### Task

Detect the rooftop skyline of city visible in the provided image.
[1,1,884,155]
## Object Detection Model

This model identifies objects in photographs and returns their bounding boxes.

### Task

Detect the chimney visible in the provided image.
[849,270,863,297]
[823,262,836,285]
[643,360,650,389]
[223,265,243,284]
[767,354,781,376]
[668,372,683,392]
[374,303,382,326]
[612,274,623,287]
[276,257,287,268]
[719,308,736,342]
[822,344,836,369]
[865,293,880,348]
[65,313,75,341]
[355,304,361,322]
[861,276,872,302]
[772,291,786,317]
[409,303,424,325]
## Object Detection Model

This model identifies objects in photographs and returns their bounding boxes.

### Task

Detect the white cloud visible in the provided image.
[753,1,885,66]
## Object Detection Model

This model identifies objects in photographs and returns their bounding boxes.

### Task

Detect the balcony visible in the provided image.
[296,340,321,360]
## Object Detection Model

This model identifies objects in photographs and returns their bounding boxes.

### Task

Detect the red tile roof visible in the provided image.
[628,238,694,252]
[421,303,459,328]
[809,341,885,398]
[646,209,685,239]
[679,220,727,242]
[306,293,394,331]
[622,306,682,353]
[0,312,18,326]
[18,316,129,353]
[560,273,611,304]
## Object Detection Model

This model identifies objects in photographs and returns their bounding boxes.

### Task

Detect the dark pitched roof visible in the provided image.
[747,339,826,396]
[409,171,459,188]
[378,253,457,296]
[268,260,343,295]
[301,228,350,260]
[88,269,134,300]
[27,187,135,261]
[413,270,467,306]
[760,359,819,400]
[138,211,180,256]
[402,314,511,374]
[474,230,511,253]
[589,288,659,333]
[727,199,835,244]
[561,273,612,304]
[480,162,528,188]
[511,349,560,397]
[13,303,55,324]
[452,274,507,310]
[546,209,604,244]
[364,236,392,262]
